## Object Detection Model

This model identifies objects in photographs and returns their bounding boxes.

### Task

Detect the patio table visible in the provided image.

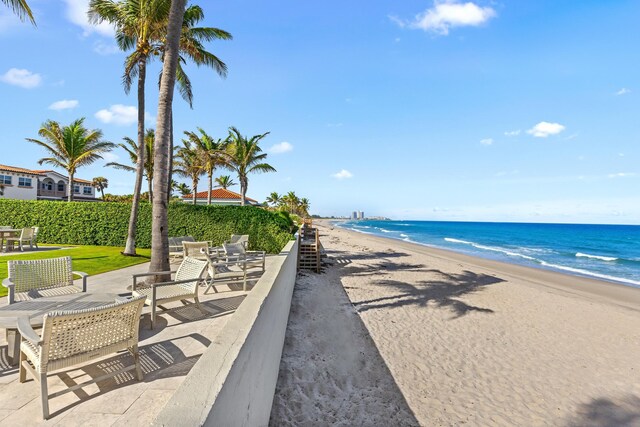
[0,229,20,252]
[0,293,120,366]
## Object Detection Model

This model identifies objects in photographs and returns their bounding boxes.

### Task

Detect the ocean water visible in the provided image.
[336,220,640,288]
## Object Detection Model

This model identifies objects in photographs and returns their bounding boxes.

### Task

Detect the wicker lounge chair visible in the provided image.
[3,256,88,304]
[131,257,208,329]
[5,227,35,252]
[227,234,249,248]
[17,296,146,419]
[183,241,211,261]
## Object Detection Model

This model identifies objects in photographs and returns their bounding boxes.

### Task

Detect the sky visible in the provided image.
[1,0,639,224]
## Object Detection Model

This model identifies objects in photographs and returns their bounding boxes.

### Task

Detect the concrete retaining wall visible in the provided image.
[153,239,298,427]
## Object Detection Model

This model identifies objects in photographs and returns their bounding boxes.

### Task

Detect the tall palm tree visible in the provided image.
[215,175,235,190]
[2,0,35,24]
[106,129,155,202]
[282,191,300,214]
[265,191,281,208]
[150,0,187,275]
[225,127,276,206]
[92,176,109,200]
[183,127,227,205]
[26,118,114,202]
[174,140,203,205]
[89,0,170,255]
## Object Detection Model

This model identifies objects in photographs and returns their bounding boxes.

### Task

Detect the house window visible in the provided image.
[0,174,11,185]
[83,187,92,195]
[74,185,80,193]
[18,177,32,187]
[57,182,65,192]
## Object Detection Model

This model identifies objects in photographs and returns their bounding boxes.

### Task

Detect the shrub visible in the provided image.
[0,199,293,253]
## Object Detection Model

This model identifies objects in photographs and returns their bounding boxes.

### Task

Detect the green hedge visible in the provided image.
[0,200,294,253]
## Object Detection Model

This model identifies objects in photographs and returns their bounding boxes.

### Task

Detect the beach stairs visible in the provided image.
[298,224,321,273]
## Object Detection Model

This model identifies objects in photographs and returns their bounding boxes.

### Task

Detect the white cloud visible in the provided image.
[504,130,521,137]
[607,172,636,179]
[527,121,566,138]
[63,0,114,37]
[49,99,79,110]
[101,152,119,162]
[95,104,153,126]
[615,88,630,96]
[332,169,353,179]
[392,1,497,35]
[269,141,293,154]
[1,68,42,88]
[93,40,120,55]
[480,138,493,145]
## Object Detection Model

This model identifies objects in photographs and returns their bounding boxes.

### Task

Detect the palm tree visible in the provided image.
[183,127,227,205]
[89,0,171,255]
[173,182,190,197]
[0,183,4,196]
[215,175,235,190]
[106,129,155,202]
[225,127,276,206]
[265,191,281,208]
[2,0,35,24]
[27,119,114,202]
[174,140,203,205]
[92,177,109,200]
[282,191,300,214]
[299,197,310,217]
[149,0,187,275]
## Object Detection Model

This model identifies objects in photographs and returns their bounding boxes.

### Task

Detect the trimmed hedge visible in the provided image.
[0,199,294,253]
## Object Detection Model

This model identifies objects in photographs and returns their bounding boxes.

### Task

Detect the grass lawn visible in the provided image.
[0,246,151,297]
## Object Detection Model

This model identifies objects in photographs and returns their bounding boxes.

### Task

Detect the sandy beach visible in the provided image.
[271,221,640,426]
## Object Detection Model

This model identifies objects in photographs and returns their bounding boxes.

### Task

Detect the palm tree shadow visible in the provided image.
[352,269,503,318]
[566,395,640,426]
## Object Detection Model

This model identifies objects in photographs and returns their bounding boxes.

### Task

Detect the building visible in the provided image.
[358,211,364,220]
[0,164,97,201]
[181,188,261,206]
[352,211,358,220]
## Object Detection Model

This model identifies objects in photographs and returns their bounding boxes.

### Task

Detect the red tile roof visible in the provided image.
[0,164,45,176]
[182,188,259,203]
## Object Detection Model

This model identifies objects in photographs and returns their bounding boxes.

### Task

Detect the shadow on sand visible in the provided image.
[565,395,640,427]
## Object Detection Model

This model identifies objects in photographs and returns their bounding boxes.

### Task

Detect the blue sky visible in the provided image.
[1,0,639,223]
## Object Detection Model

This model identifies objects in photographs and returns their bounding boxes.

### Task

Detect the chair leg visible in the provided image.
[19,350,27,383]
[194,296,207,314]
[150,303,156,330]
[40,372,50,419]
[6,329,20,366]
[132,345,144,381]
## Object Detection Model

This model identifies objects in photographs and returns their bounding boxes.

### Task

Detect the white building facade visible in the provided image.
[0,165,97,201]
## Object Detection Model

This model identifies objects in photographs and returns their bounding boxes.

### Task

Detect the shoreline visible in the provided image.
[326,220,640,310]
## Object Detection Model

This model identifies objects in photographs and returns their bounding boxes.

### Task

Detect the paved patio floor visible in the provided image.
[0,260,261,426]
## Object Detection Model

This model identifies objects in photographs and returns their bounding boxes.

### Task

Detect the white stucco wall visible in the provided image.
[153,239,298,427]
[0,172,38,200]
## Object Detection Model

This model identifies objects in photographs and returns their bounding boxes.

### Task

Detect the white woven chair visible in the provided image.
[31,226,40,249]
[183,241,210,260]
[5,227,35,251]
[3,256,88,304]
[17,296,146,419]
[131,257,208,329]
[227,234,249,248]
[222,242,266,272]
[195,249,248,293]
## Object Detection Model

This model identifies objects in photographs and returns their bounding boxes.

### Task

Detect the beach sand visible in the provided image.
[270,221,640,426]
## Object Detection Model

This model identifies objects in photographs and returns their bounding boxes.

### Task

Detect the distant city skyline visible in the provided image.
[1,1,638,224]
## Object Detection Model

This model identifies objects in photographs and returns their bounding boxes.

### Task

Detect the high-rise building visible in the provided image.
[358,211,364,220]
[352,211,358,220]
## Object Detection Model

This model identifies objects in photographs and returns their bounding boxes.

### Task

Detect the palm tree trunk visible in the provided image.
[68,171,74,202]
[150,0,186,275]
[148,178,153,203]
[207,170,213,205]
[124,57,147,256]
[192,179,197,205]
[166,109,173,204]
[100,188,105,200]
[240,177,246,206]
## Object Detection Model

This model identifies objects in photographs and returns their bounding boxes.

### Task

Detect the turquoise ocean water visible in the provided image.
[336,220,640,288]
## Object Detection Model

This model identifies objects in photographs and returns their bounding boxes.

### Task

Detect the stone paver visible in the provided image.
[0,260,259,424]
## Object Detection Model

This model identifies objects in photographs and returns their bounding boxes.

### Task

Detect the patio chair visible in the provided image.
[31,226,40,249]
[168,236,196,260]
[194,249,248,294]
[131,257,208,329]
[5,227,35,252]
[3,256,88,304]
[17,296,146,419]
[226,234,249,249]
[183,241,210,261]
[222,242,266,272]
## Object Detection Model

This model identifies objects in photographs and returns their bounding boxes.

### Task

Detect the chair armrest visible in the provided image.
[2,278,15,304]
[72,271,89,292]
[145,277,205,289]
[132,271,176,290]
[17,316,42,345]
